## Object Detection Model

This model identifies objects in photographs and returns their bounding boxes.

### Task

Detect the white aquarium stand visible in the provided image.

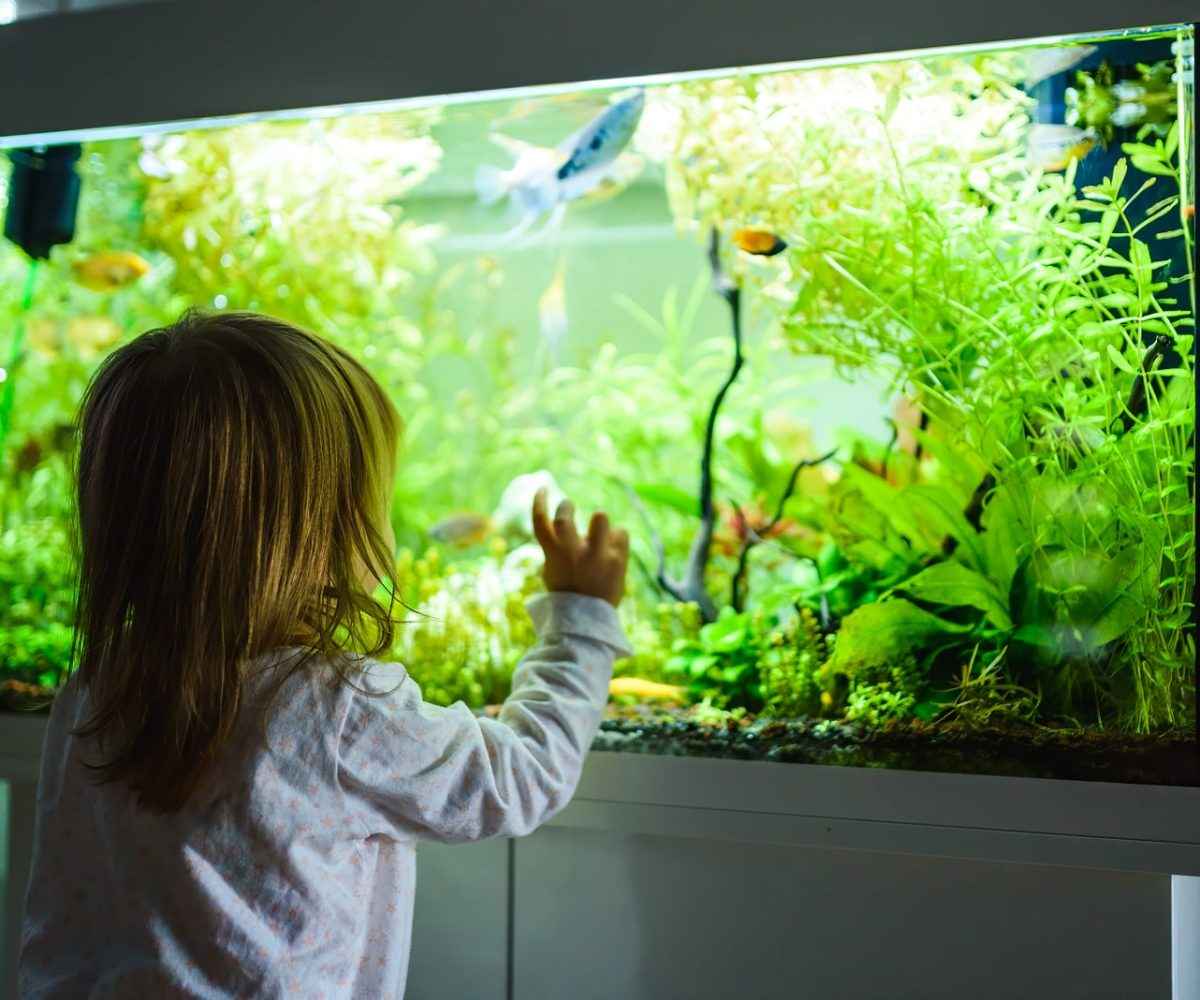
[2,715,1200,998]
[1,0,1199,997]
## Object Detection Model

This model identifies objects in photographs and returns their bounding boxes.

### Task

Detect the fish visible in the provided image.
[67,317,123,356]
[732,227,788,257]
[538,257,568,365]
[608,677,687,703]
[1027,124,1097,172]
[1024,44,1097,89]
[26,319,59,359]
[428,513,493,547]
[482,134,643,211]
[14,437,42,473]
[72,251,151,292]
[475,89,645,240]
[1185,204,1196,221]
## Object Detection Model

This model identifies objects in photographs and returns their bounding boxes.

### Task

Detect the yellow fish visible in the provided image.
[72,251,151,292]
[26,318,60,359]
[608,677,687,703]
[732,227,788,257]
[67,317,123,356]
[1028,124,1097,173]
[428,513,493,547]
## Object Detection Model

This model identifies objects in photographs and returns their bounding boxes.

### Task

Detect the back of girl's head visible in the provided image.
[73,310,399,812]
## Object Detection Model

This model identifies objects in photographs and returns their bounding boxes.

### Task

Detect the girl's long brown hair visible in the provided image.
[72,311,400,812]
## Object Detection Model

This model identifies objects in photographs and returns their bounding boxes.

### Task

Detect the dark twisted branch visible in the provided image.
[656,228,743,622]
[940,471,997,557]
[730,447,838,611]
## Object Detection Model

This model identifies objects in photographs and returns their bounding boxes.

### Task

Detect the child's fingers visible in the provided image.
[587,511,610,551]
[532,488,555,550]
[611,528,630,556]
[554,499,580,552]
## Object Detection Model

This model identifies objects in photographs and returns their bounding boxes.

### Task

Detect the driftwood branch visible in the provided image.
[656,228,743,622]
[880,416,899,481]
[729,448,838,611]
[940,471,997,557]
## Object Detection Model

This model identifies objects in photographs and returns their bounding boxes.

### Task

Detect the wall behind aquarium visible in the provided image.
[0,0,165,25]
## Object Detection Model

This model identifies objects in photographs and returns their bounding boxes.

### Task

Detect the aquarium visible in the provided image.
[0,23,1195,786]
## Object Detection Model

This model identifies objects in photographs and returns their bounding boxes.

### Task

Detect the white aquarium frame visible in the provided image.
[1,0,1199,994]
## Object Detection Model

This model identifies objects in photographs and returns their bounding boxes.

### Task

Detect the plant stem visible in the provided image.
[0,259,41,462]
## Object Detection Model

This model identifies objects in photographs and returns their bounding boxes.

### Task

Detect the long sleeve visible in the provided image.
[337,592,631,844]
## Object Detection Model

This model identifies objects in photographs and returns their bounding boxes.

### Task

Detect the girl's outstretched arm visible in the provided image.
[337,591,629,842]
[339,489,632,842]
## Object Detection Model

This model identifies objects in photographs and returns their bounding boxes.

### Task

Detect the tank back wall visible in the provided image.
[0,0,1198,143]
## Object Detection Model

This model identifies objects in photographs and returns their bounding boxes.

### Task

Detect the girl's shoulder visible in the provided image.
[249,646,412,714]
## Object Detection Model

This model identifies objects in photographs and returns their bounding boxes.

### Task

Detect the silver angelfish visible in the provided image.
[476,89,645,241]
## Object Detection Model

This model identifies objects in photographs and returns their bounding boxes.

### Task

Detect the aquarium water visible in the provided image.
[0,23,1195,784]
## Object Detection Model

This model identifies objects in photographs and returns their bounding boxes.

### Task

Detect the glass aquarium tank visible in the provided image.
[0,23,1195,785]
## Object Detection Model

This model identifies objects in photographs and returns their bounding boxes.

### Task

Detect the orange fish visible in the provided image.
[732,227,788,257]
[428,513,493,547]
[1185,204,1195,221]
[72,251,151,292]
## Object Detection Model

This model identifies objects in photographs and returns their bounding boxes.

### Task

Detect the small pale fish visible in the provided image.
[476,89,645,241]
[609,677,687,704]
[1028,124,1097,172]
[428,513,493,547]
[538,257,568,365]
[1024,44,1097,89]
[67,317,122,356]
[732,227,788,257]
[26,318,59,360]
[72,251,151,292]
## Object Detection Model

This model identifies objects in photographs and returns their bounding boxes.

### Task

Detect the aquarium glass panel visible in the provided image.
[1,24,1195,784]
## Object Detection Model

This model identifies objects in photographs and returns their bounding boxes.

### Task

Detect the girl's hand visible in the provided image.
[531,488,629,607]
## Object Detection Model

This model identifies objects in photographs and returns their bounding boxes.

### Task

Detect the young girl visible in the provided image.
[18,311,631,998]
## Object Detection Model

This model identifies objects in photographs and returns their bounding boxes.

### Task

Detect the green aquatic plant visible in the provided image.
[665,606,766,710]
[139,114,442,343]
[386,546,540,708]
[843,682,917,727]
[1067,59,1179,143]
[652,48,1195,734]
[616,600,703,684]
[759,606,826,718]
[0,140,184,480]
[0,461,76,686]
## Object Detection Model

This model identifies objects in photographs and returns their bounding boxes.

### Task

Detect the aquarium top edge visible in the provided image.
[0,22,1191,149]
[0,0,1196,148]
